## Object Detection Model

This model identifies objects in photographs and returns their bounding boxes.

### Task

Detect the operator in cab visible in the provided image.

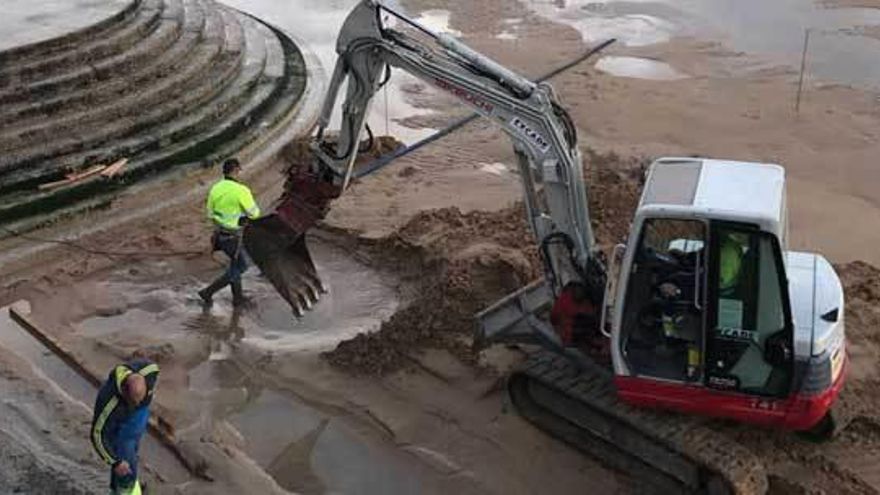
[90,359,159,495]
[198,158,261,308]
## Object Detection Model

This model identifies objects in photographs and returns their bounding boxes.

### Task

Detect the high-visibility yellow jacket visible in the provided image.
[206,178,260,230]
[719,238,744,292]
[90,360,159,467]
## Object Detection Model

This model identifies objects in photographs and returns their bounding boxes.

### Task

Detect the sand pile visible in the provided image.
[280,135,405,176]
[323,204,542,374]
[323,150,646,374]
[584,149,646,245]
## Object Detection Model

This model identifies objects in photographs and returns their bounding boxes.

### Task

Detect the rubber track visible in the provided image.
[509,351,769,494]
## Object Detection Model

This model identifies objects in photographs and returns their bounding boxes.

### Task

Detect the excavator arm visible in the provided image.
[247,0,605,338]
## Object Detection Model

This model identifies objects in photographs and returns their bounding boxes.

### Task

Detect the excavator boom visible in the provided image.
[247,0,602,319]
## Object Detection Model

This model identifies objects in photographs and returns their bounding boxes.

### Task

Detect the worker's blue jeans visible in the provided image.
[213,230,248,282]
[110,406,150,492]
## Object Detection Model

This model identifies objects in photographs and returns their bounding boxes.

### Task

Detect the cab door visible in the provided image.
[704,222,794,399]
[617,218,707,383]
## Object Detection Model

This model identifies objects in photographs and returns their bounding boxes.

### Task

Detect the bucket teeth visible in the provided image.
[292,300,305,317]
[243,215,326,318]
[300,277,322,303]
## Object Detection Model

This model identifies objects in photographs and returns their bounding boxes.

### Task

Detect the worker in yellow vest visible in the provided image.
[199,158,261,307]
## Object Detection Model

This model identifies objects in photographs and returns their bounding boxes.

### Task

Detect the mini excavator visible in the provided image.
[243,2,848,493]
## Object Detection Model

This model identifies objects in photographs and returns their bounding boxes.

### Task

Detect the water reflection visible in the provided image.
[595,55,687,80]
[519,0,880,88]
[221,0,440,143]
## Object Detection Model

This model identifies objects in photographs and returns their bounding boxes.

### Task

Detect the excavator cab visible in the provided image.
[609,158,847,432]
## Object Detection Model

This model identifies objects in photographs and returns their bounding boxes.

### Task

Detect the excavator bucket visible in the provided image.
[243,143,341,316]
[245,135,403,315]
[244,216,325,316]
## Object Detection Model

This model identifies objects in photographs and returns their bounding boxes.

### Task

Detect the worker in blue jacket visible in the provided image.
[90,359,160,495]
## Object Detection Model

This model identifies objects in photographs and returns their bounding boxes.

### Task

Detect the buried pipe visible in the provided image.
[354,37,617,179]
[7,304,213,481]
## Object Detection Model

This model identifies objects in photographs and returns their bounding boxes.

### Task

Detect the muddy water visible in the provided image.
[79,239,399,352]
[0,302,191,484]
[221,0,439,144]
[414,9,462,37]
[521,0,880,88]
[70,239,469,493]
[595,55,687,79]
[188,359,460,494]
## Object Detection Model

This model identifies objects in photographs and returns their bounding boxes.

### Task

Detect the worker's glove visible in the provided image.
[238,216,250,227]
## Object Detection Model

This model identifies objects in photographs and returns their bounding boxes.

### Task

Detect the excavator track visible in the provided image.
[509,351,768,494]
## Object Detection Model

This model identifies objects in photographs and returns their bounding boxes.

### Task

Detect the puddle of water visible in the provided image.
[657,0,880,88]
[221,0,439,144]
[188,359,453,494]
[479,162,510,176]
[520,0,880,89]
[0,303,191,484]
[415,9,462,37]
[496,17,522,40]
[594,55,687,80]
[79,239,399,353]
[520,0,675,46]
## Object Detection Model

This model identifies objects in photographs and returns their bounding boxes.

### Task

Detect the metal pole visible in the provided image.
[795,29,811,114]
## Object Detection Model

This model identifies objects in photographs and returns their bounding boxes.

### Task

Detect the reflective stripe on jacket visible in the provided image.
[90,360,160,466]
[206,178,261,230]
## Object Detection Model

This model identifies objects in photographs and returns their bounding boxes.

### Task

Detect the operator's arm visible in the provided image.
[239,185,261,220]
[91,386,121,466]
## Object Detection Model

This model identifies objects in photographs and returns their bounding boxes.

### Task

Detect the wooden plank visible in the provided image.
[7,305,211,481]
[38,164,108,191]
[100,158,128,178]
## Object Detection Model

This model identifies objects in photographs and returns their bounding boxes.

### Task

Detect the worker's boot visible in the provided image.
[231,279,253,308]
[199,275,229,308]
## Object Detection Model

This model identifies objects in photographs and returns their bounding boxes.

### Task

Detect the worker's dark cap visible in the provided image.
[222,158,241,175]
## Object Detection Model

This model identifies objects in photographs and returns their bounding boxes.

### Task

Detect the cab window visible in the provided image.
[620,218,706,382]
[705,223,792,397]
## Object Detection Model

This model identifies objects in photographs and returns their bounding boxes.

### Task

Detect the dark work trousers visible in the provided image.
[213,229,247,281]
[202,229,248,300]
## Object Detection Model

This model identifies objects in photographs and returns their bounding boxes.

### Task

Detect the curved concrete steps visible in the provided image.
[0,0,197,127]
[0,0,308,228]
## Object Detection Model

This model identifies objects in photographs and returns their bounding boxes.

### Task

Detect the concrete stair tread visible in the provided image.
[0,6,269,193]
[0,1,239,162]
[0,0,166,87]
[0,1,196,128]
[0,1,309,228]
[0,0,140,66]
[0,0,179,106]
[0,26,301,220]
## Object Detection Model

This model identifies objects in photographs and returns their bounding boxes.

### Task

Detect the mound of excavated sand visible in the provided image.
[323,205,542,374]
[323,150,646,375]
[280,135,405,176]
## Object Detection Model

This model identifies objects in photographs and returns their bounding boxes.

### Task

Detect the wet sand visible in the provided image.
[1,0,880,493]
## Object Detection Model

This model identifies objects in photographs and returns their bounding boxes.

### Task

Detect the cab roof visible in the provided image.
[638,157,786,237]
